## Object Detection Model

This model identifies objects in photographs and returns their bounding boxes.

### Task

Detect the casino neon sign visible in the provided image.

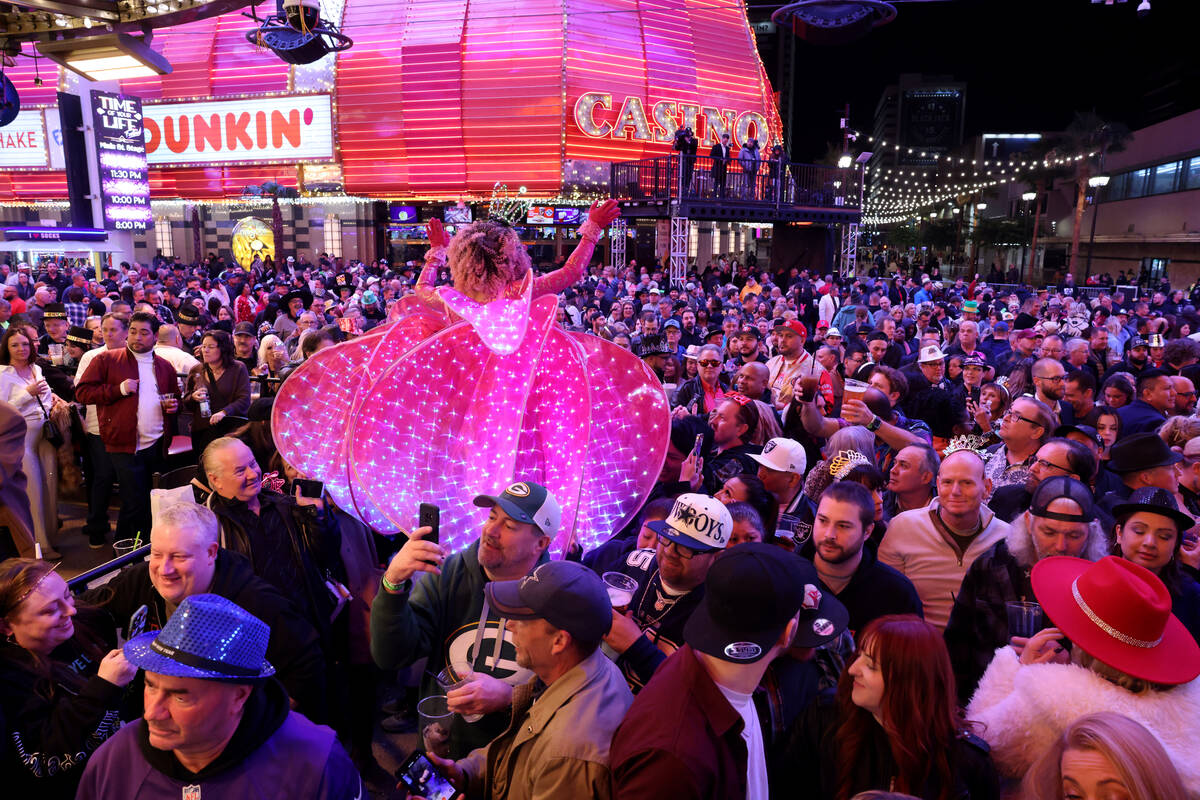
[573,91,773,148]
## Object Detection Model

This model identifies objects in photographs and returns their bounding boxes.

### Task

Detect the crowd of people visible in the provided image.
[2,228,1200,800]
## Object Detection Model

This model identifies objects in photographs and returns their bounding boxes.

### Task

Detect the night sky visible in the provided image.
[749,0,1200,162]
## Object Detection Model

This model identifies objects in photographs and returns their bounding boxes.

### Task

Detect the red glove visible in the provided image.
[588,199,621,227]
[427,218,449,248]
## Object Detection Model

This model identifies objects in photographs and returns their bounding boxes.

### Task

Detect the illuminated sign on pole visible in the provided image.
[90,90,151,232]
[142,94,334,166]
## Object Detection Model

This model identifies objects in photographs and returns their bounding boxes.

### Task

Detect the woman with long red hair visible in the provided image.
[784,614,999,800]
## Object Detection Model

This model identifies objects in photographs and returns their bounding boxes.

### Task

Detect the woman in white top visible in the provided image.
[0,325,61,558]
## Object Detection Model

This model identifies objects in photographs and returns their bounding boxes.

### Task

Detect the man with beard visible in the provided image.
[1104,335,1151,382]
[600,493,731,692]
[725,326,767,372]
[1030,357,1068,418]
[944,477,1107,703]
[678,308,703,348]
[766,319,829,411]
[1171,375,1197,416]
[75,312,181,544]
[372,481,556,757]
[423,561,633,799]
[810,481,922,632]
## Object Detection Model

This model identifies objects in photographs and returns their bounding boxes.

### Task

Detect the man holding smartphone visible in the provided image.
[371,481,559,758]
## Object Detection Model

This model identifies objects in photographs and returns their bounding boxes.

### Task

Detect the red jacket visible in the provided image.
[75,348,179,454]
[610,644,748,800]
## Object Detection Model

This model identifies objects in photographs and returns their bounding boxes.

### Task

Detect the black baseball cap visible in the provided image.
[233,321,257,337]
[735,326,761,340]
[1054,423,1101,448]
[1031,476,1095,523]
[684,544,847,663]
[485,561,612,642]
[473,481,561,538]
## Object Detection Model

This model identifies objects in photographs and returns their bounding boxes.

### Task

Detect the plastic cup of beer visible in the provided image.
[602,572,638,614]
[417,695,454,758]
[48,343,64,365]
[437,662,483,723]
[844,379,869,404]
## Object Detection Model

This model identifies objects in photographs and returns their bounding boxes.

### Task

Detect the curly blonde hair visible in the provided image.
[446,220,531,302]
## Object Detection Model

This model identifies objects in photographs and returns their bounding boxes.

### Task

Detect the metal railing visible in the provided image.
[610,154,862,210]
[68,544,150,593]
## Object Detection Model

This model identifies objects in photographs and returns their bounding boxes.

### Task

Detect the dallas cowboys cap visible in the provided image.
[647,493,733,553]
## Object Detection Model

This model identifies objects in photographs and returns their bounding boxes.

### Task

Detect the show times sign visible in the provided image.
[141,95,334,166]
[90,91,151,232]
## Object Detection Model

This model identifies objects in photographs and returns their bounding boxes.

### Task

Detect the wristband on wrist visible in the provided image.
[382,575,408,593]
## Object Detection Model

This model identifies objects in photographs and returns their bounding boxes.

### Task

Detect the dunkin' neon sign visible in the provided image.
[573,92,772,148]
[142,94,334,166]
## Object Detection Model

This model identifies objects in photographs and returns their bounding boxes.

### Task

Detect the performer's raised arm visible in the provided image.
[533,200,621,297]
[415,217,450,308]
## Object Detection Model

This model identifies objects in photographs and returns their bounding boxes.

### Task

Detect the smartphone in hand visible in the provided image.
[295,479,325,499]
[419,502,441,545]
[397,751,460,800]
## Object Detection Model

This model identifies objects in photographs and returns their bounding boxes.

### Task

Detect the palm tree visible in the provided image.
[1052,112,1131,276]
[1018,139,1077,283]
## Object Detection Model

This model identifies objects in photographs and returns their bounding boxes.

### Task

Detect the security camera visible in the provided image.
[1137,0,1150,16]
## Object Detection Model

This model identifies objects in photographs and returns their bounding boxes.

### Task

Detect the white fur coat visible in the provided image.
[966,646,1200,794]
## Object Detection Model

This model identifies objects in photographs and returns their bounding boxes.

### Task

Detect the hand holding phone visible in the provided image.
[397,751,462,800]
[419,502,441,546]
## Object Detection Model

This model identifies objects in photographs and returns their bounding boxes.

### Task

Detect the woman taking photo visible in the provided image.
[0,559,135,798]
[786,614,999,800]
[1022,712,1189,800]
[185,329,251,456]
[0,327,61,558]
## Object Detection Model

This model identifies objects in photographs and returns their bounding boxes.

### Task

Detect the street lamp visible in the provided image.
[1084,175,1110,282]
[838,154,853,169]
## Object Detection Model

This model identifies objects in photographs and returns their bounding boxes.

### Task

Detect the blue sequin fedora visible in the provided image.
[124,594,275,680]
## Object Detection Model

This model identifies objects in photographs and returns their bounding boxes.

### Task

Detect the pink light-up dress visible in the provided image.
[271,223,669,556]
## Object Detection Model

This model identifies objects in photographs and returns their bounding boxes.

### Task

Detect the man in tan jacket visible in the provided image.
[423,560,633,799]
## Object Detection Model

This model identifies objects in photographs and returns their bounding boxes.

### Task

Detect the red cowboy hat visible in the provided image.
[1032,556,1200,685]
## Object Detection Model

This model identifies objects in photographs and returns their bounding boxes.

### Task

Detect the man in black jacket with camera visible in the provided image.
[673,126,698,194]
